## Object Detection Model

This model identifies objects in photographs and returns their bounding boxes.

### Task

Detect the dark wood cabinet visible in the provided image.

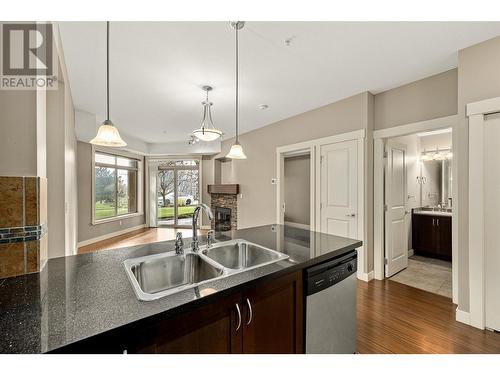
[127,271,303,354]
[130,291,242,354]
[412,213,452,261]
[242,271,303,354]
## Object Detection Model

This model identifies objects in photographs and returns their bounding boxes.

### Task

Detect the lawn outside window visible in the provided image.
[92,148,143,224]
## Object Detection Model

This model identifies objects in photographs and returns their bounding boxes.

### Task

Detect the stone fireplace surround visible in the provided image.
[210,193,237,231]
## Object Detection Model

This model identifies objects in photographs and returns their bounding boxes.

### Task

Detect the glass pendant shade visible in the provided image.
[90,120,127,147]
[91,21,126,148]
[226,143,247,159]
[192,96,222,141]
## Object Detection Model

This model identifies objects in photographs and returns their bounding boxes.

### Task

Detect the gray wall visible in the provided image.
[374,69,458,130]
[284,155,310,226]
[77,141,146,243]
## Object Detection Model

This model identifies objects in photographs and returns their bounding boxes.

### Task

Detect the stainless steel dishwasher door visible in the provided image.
[306,272,357,354]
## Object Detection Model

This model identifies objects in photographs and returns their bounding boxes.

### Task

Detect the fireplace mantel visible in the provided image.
[207,184,239,195]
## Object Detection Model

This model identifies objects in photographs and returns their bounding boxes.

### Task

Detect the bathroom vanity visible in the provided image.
[412,208,452,260]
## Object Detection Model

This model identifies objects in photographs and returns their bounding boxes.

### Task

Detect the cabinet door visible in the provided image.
[130,292,243,354]
[413,214,436,253]
[436,216,452,260]
[242,271,303,354]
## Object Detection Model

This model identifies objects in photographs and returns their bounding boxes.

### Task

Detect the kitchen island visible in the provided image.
[0,224,361,354]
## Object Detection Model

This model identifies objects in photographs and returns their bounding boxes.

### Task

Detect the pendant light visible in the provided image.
[90,21,127,147]
[226,21,247,159]
[192,85,222,141]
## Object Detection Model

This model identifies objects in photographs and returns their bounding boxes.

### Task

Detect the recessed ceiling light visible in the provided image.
[258,104,269,110]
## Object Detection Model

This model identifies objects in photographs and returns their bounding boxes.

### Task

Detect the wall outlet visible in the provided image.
[271,178,278,185]
[239,194,243,199]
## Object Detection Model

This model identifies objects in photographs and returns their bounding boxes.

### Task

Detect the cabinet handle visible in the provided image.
[246,298,253,326]
[432,218,435,226]
[437,218,439,226]
[235,303,242,332]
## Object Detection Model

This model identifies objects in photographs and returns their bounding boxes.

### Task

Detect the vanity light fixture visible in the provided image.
[420,147,452,161]
[90,21,127,147]
[226,21,247,160]
[192,85,223,142]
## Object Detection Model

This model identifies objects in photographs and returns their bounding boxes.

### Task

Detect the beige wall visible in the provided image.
[77,141,146,242]
[374,69,458,130]
[284,155,310,226]
[456,36,500,313]
[0,90,39,176]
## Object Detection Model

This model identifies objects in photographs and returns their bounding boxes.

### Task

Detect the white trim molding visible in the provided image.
[456,308,471,326]
[77,224,146,248]
[466,96,500,330]
[373,115,457,139]
[373,115,459,306]
[357,271,374,282]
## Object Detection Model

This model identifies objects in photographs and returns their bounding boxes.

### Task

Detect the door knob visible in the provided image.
[345,213,356,217]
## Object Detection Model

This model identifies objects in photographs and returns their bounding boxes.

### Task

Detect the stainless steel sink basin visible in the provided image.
[124,252,225,301]
[202,240,289,270]
[124,240,289,301]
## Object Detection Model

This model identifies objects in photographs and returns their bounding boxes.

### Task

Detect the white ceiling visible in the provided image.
[59,22,500,144]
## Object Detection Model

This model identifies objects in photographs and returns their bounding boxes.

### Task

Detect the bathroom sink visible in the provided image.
[124,252,225,301]
[202,239,289,270]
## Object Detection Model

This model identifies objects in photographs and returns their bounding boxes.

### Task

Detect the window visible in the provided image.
[94,151,140,222]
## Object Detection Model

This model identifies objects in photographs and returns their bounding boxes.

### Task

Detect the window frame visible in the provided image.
[91,146,144,225]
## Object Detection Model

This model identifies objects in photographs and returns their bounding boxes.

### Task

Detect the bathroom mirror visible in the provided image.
[420,159,452,207]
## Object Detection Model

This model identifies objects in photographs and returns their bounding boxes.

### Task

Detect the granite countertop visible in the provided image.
[0,224,362,354]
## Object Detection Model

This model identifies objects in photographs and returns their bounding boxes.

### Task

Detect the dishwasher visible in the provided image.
[305,250,357,354]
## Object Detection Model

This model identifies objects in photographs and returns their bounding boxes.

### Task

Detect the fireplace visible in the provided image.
[214,206,232,232]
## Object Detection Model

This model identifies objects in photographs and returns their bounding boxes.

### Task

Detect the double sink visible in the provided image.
[124,239,289,301]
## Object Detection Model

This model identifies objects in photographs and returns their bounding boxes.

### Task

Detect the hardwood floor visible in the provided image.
[78,227,208,254]
[358,279,500,353]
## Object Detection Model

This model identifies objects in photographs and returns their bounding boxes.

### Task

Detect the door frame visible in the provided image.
[467,96,500,330]
[276,129,367,280]
[373,115,459,302]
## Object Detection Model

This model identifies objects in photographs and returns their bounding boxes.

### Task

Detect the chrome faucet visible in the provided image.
[191,204,214,252]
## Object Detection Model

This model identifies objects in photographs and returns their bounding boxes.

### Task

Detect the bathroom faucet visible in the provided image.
[191,204,214,252]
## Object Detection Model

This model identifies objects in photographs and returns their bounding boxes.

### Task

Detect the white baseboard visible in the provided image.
[357,271,374,282]
[456,308,471,325]
[77,224,146,248]
[200,225,212,230]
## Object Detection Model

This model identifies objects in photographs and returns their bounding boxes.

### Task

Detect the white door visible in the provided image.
[484,113,500,331]
[384,141,408,277]
[320,140,358,239]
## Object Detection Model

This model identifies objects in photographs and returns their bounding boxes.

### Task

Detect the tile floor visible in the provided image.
[389,254,452,298]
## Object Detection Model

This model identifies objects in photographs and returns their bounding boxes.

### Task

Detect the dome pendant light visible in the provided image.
[226,21,247,160]
[90,21,127,147]
[192,85,223,142]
